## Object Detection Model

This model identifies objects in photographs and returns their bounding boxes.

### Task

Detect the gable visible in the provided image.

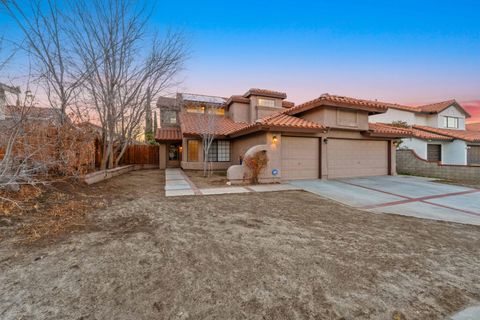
[438,104,467,118]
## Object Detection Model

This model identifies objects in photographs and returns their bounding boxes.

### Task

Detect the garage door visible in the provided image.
[468,145,480,165]
[327,139,388,179]
[281,137,319,180]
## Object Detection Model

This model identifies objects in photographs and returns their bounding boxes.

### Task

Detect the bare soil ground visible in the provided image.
[183,170,229,188]
[1,170,480,320]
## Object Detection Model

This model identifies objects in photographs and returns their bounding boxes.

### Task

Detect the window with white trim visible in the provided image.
[443,116,459,128]
[207,140,230,162]
[258,98,275,107]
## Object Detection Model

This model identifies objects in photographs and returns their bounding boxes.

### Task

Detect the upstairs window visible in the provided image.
[258,98,275,108]
[206,107,225,116]
[443,116,459,129]
[163,111,177,124]
[185,105,205,114]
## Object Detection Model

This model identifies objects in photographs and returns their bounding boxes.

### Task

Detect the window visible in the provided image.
[185,105,205,114]
[207,140,230,162]
[258,98,275,107]
[206,107,225,115]
[163,111,177,124]
[443,116,459,128]
[187,140,199,161]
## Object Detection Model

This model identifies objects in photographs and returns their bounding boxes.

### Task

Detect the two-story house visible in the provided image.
[156,89,410,181]
[370,100,480,165]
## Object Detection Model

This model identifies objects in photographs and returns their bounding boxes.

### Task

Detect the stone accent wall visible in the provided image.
[397,149,480,181]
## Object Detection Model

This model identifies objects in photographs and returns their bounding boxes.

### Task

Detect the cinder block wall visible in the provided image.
[397,149,480,181]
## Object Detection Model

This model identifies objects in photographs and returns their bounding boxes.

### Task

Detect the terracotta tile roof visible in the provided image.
[369,123,457,140]
[286,94,389,116]
[410,127,453,141]
[368,123,411,137]
[226,95,250,105]
[243,88,287,99]
[155,127,182,141]
[282,100,295,108]
[415,99,457,113]
[258,113,325,129]
[384,103,420,112]
[413,125,480,143]
[229,112,326,137]
[156,96,177,108]
[466,122,480,131]
[179,113,248,137]
[388,99,471,117]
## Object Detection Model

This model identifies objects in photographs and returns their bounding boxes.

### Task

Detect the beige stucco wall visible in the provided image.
[159,143,166,169]
[301,107,369,131]
[231,132,267,165]
[228,102,250,123]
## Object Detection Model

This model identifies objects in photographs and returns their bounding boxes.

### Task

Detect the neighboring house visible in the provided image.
[156,89,408,180]
[467,122,480,131]
[370,100,480,165]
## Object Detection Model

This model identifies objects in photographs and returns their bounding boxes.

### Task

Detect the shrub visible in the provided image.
[243,151,268,184]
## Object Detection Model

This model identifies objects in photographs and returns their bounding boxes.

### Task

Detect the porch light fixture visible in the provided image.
[324,138,328,144]
[179,146,183,152]
[272,135,278,144]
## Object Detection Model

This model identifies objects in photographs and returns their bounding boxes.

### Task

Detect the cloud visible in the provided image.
[462,100,480,123]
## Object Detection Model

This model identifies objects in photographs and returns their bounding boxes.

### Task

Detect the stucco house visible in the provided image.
[156,89,409,181]
[370,100,480,165]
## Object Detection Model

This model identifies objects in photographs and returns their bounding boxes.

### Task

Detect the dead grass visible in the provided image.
[0,170,479,320]
[183,169,229,188]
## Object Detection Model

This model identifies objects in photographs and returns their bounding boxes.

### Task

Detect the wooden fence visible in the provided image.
[119,144,159,166]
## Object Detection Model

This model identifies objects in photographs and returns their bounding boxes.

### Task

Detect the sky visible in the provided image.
[150,0,480,121]
[1,0,480,121]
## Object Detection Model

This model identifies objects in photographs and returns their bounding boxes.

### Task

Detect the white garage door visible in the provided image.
[327,139,388,179]
[281,137,319,180]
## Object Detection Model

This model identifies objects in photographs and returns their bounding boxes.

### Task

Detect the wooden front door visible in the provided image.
[167,142,181,167]
[427,144,442,162]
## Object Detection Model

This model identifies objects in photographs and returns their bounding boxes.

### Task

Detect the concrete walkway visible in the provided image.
[451,305,480,320]
[165,168,300,197]
[290,175,480,226]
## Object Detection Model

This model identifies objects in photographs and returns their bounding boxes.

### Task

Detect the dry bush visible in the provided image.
[243,151,269,184]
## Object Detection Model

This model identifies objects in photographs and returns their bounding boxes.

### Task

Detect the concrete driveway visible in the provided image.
[290,175,480,226]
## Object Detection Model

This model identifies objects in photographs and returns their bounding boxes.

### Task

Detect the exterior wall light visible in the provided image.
[272,135,278,144]
[324,138,328,144]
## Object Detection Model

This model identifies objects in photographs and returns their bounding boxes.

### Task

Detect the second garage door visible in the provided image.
[327,139,388,179]
[281,137,319,180]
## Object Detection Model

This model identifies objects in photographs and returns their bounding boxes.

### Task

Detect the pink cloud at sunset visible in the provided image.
[462,101,480,123]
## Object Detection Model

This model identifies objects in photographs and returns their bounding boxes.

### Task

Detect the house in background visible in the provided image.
[467,122,480,131]
[155,89,408,181]
[370,100,480,165]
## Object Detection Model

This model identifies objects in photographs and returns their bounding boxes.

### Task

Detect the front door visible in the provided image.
[427,144,442,162]
[167,142,181,167]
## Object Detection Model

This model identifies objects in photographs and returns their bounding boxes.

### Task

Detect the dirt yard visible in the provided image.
[183,169,229,188]
[1,170,479,320]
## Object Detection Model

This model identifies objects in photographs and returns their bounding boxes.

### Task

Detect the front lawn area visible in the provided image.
[183,169,229,188]
[1,170,479,319]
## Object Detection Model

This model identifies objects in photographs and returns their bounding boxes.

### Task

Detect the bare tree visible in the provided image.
[198,108,220,177]
[69,0,186,170]
[1,0,82,125]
